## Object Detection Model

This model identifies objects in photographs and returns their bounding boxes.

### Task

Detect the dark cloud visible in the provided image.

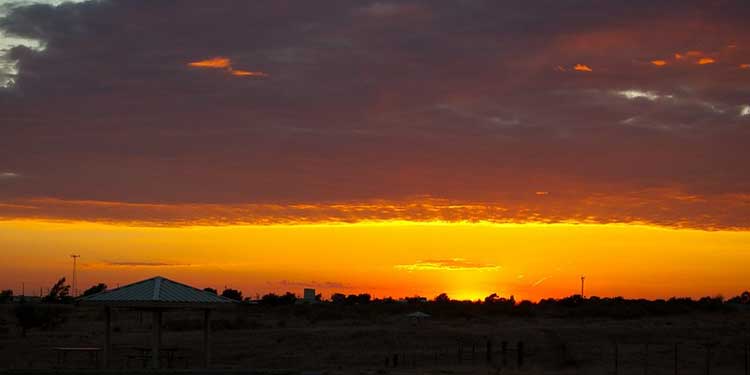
[0,0,749,229]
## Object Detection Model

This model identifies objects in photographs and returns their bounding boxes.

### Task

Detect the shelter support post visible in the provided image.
[151,310,162,369]
[103,306,111,369]
[203,309,211,368]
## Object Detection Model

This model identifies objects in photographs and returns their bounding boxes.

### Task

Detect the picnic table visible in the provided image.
[128,346,187,368]
[53,347,101,368]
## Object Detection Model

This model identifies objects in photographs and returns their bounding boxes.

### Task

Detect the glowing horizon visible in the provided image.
[2,219,748,302]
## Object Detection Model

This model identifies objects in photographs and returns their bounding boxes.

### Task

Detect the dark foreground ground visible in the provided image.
[1,303,749,374]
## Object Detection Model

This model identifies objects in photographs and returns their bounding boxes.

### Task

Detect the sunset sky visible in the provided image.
[0,0,749,301]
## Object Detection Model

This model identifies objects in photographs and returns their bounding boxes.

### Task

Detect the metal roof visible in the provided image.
[80,276,237,307]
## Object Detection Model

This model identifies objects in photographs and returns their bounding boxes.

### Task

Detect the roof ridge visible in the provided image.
[152,277,162,300]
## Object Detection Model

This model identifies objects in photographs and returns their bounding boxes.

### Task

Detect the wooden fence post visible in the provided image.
[614,341,618,375]
[674,343,678,375]
[501,341,508,367]
[486,338,493,363]
[517,341,524,368]
[643,342,649,375]
[705,344,711,375]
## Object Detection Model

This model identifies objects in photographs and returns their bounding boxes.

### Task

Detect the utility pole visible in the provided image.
[581,276,585,299]
[70,254,80,297]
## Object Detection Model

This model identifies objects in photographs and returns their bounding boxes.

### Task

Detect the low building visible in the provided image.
[303,288,316,302]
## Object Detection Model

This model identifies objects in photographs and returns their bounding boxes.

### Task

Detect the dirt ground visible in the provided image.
[1,304,749,374]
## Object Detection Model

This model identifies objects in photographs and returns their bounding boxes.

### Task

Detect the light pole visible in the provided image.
[70,254,80,297]
[580,276,585,299]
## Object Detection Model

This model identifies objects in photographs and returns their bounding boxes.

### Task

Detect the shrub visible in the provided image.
[15,303,71,336]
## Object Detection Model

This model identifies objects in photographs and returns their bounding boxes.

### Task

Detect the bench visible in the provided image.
[53,347,101,368]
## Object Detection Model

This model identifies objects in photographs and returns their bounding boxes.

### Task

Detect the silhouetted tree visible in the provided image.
[330,293,346,304]
[341,293,370,304]
[279,292,297,305]
[484,293,499,304]
[259,292,296,305]
[359,293,371,304]
[82,283,107,297]
[434,293,450,303]
[0,289,12,303]
[405,296,427,304]
[42,278,71,303]
[260,293,280,305]
[203,287,218,295]
[221,288,243,301]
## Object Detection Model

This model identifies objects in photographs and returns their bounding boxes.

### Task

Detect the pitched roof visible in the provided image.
[80,276,237,307]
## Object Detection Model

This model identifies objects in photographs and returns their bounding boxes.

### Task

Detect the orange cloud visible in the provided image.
[395,258,501,271]
[740,64,750,69]
[698,57,716,65]
[685,50,703,57]
[231,69,268,77]
[188,57,231,69]
[2,191,750,230]
[573,64,592,72]
[674,53,684,60]
[651,60,667,66]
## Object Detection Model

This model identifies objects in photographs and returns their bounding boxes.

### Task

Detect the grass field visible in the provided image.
[1,304,749,374]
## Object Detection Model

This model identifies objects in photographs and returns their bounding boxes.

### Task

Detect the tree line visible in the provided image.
[3,277,748,315]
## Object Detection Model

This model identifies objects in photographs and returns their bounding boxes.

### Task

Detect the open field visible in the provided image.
[1,303,749,374]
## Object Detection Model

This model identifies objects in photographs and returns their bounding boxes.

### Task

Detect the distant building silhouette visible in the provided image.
[303,288,316,302]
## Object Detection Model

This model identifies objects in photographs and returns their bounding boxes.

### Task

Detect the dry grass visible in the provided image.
[0,304,748,374]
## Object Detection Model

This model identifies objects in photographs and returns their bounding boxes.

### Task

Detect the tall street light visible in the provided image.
[70,254,80,297]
